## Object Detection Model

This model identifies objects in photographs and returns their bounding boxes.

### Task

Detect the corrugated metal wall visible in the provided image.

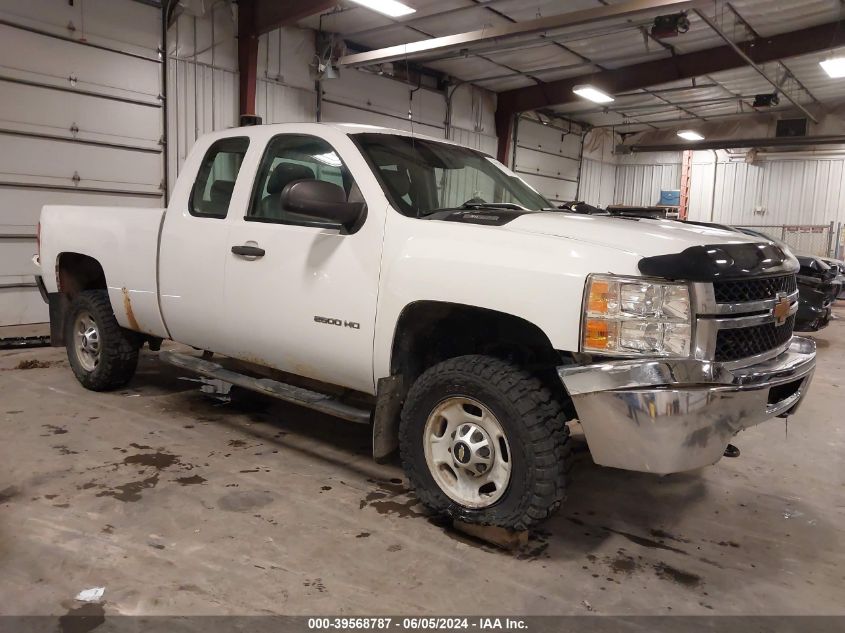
[167,5,239,192]
[170,15,498,161]
[613,152,682,207]
[256,26,317,124]
[687,151,845,227]
[579,159,616,208]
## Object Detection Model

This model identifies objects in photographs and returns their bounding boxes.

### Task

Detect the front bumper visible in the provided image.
[558,337,816,474]
[795,299,832,332]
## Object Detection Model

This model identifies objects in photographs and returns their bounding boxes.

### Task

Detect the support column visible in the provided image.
[238,0,258,117]
[495,108,515,165]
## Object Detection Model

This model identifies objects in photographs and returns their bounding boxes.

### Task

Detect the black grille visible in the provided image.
[713,274,797,304]
[715,315,795,362]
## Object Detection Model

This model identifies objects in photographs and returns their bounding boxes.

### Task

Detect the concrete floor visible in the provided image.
[0,309,843,617]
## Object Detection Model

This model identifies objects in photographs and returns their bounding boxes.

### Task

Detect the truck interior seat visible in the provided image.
[257,163,316,220]
[208,180,235,215]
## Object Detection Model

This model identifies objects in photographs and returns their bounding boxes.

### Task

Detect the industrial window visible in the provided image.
[247,134,361,224]
[189,137,250,218]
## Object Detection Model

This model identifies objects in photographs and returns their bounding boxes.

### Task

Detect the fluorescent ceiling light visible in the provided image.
[677,130,704,141]
[349,0,416,17]
[314,152,343,167]
[572,84,614,103]
[820,57,845,78]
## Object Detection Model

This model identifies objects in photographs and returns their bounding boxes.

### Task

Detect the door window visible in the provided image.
[247,134,359,224]
[189,137,250,218]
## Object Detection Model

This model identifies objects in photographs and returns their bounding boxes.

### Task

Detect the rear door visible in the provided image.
[158,135,251,351]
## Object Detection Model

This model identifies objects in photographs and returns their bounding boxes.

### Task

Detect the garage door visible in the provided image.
[0,0,164,326]
[513,117,584,204]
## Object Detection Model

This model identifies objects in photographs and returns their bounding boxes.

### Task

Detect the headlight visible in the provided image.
[582,275,692,357]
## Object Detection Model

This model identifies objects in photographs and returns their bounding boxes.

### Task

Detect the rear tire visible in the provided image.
[65,289,140,391]
[399,355,570,530]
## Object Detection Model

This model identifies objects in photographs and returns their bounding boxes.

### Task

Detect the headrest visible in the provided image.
[210,180,235,201]
[380,168,410,198]
[267,163,316,194]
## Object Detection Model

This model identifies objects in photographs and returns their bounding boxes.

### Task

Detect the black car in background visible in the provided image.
[821,257,845,299]
[731,228,841,332]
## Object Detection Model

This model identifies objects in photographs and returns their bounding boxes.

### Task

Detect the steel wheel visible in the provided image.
[423,396,512,509]
[73,310,101,372]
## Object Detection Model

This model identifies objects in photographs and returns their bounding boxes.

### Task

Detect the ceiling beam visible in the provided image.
[496,20,845,116]
[251,0,338,35]
[339,0,702,67]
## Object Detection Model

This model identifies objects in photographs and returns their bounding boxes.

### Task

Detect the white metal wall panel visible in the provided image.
[614,162,681,206]
[0,0,163,326]
[688,155,845,228]
[0,24,160,104]
[761,160,845,226]
[1,187,163,237]
[167,57,238,185]
[0,0,161,57]
[520,173,578,203]
[0,135,161,194]
[166,8,240,190]
[321,68,446,136]
[0,81,161,150]
[579,158,617,207]
[256,81,317,125]
[255,26,317,125]
[258,26,315,91]
[448,127,498,157]
[513,118,582,203]
[320,101,444,138]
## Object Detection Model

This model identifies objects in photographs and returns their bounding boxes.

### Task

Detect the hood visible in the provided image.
[798,256,837,283]
[504,212,757,257]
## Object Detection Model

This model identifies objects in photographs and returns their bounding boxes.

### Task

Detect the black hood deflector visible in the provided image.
[638,242,799,281]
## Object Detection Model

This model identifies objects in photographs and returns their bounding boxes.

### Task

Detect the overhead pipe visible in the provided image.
[693,9,818,124]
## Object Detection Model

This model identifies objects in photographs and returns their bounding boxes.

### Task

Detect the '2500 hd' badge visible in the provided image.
[314,315,360,329]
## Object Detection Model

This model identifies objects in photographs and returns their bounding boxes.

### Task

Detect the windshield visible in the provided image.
[353,133,551,217]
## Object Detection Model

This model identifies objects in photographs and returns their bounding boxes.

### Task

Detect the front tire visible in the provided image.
[399,355,570,530]
[65,289,140,391]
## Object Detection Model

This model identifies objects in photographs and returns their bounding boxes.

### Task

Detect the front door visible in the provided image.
[223,132,384,394]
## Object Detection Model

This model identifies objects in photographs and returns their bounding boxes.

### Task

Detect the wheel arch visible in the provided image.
[56,252,108,299]
[372,300,572,462]
[389,300,564,382]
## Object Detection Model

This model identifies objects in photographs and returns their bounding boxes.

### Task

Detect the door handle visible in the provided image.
[231,244,265,258]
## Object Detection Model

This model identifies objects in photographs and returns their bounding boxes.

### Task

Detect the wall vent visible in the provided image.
[776,118,808,138]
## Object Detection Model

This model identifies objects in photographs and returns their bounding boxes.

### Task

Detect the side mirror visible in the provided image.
[280,179,365,231]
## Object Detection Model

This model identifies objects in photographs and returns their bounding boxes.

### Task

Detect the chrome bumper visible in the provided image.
[558,337,816,474]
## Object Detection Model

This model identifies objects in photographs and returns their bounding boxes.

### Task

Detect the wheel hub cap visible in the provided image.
[451,424,492,474]
[73,311,101,372]
[423,396,512,509]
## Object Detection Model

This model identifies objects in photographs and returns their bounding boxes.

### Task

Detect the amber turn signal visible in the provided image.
[587,280,611,314]
[584,318,611,350]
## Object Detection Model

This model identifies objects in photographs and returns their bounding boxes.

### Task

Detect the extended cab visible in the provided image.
[36,123,816,529]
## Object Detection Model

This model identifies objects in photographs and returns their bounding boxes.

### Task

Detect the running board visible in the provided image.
[159,351,371,425]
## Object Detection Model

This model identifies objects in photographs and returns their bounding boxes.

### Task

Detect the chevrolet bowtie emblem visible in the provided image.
[773,293,791,326]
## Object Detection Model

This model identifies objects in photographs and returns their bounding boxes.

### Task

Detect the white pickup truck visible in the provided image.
[36,123,816,529]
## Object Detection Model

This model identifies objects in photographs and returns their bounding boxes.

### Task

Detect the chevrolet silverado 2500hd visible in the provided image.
[36,123,816,529]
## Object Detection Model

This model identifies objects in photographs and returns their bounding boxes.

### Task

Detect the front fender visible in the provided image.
[372,214,642,380]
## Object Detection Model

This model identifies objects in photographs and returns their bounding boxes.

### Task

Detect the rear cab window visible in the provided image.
[189,137,250,218]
